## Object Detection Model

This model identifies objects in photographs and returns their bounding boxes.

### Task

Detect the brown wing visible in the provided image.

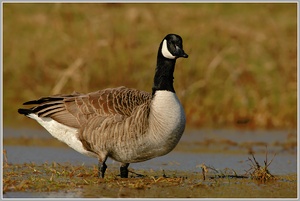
[20,86,152,129]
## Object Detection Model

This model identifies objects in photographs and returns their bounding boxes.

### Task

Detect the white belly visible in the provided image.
[27,114,97,158]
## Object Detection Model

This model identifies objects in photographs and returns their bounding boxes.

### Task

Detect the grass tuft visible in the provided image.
[246,149,277,182]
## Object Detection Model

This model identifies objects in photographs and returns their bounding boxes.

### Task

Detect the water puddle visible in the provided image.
[2,127,298,198]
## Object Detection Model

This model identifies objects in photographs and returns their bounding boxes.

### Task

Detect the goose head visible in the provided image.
[160,34,188,60]
[152,34,188,95]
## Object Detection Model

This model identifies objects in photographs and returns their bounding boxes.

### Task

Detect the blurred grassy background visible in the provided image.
[3,3,297,129]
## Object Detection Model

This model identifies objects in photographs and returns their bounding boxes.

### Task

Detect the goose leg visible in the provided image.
[98,154,108,178]
[120,163,130,178]
[98,161,107,178]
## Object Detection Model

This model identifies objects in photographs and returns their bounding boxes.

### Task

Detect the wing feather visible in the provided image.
[19,86,152,129]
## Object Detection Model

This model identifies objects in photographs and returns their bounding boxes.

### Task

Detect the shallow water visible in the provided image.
[3,127,297,174]
[3,127,298,198]
[4,145,297,175]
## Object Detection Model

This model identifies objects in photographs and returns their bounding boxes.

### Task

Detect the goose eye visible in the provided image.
[168,41,176,49]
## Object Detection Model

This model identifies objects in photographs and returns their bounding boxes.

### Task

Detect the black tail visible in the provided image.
[18,93,80,117]
[18,108,33,115]
[22,97,64,105]
[18,97,65,116]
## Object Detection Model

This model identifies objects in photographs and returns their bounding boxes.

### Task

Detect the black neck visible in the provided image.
[152,54,177,95]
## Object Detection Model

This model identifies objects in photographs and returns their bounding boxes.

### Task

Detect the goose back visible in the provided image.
[25,86,152,128]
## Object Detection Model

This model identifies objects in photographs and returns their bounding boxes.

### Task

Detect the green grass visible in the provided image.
[3,3,297,129]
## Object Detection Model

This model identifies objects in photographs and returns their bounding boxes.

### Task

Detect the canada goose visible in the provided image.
[18,33,188,178]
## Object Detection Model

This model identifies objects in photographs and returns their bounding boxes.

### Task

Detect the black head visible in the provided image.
[160,34,188,59]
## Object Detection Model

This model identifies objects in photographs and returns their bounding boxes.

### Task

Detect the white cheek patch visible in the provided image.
[161,39,176,59]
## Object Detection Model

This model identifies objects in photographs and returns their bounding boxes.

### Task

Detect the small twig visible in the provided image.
[266,153,276,168]
[264,146,268,167]
[200,164,208,180]
[3,149,9,167]
[128,170,145,178]
[251,154,261,169]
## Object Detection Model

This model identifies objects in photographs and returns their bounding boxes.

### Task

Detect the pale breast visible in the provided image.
[109,90,186,163]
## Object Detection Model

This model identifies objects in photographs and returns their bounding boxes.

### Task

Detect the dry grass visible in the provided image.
[198,147,279,183]
[246,152,277,182]
[3,3,297,129]
[3,146,296,198]
[3,158,296,198]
